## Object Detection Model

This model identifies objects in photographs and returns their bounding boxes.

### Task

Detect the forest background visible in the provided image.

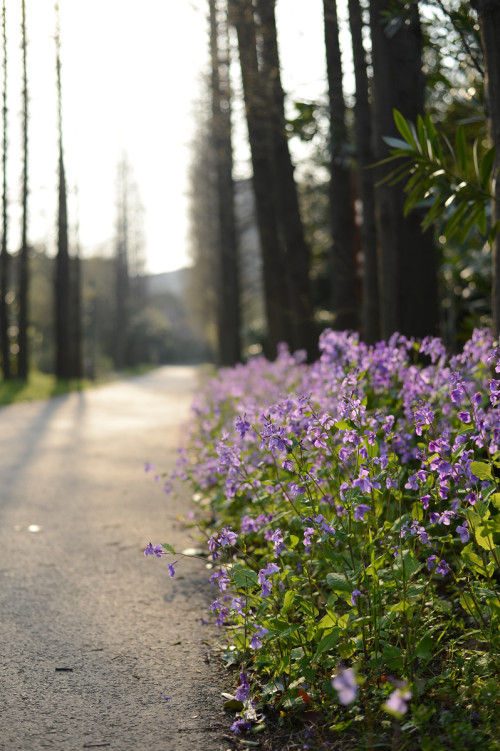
[0,0,498,385]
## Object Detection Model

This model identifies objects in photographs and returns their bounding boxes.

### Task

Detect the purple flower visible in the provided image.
[458,410,471,424]
[144,542,165,558]
[144,462,155,473]
[250,625,269,649]
[230,717,252,734]
[271,528,285,558]
[427,554,437,571]
[219,527,238,547]
[303,527,315,552]
[351,589,362,606]
[384,686,412,716]
[353,503,370,521]
[235,415,251,439]
[456,520,469,543]
[167,560,178,578]
[160,694,172,701]
[332,668,358,705]
[436,559,450,576]
[235,671,250,702]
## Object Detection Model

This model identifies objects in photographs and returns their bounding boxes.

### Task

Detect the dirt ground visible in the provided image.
[0,368,240,751]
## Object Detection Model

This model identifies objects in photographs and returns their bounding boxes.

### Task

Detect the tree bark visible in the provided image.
[370,0,439,339]
[323,0,358,332]
[18,0,29,381]
[113,156,130,370]
[209,0,241,366]
[256,0,316,359]
[348,0,380,343]
[54,1,72,379]
[471,0,500,337]
[0,0,9,379]
[229,0,290,358]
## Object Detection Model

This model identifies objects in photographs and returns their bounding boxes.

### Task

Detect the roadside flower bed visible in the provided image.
[147,328,500,749]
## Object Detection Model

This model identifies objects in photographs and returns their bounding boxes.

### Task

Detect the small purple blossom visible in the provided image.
[351,589,362,606]
[332,668,358,705]
[144,542,165,558]
[235,415,252,439]
[458,411,471,424]
[353,503,370,521]
[384,686,412,716]
[456,520,469,543]
[271,528,285,558]
[167,560,178,578]
[235,671,251,702]
[250,625,269,649]
[230,717,252,734]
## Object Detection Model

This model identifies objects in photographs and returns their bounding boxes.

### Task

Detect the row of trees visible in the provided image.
[0,3,156,381]
[190,0,500,365]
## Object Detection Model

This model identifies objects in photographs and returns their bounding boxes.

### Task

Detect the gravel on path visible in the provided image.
[0,367,237,751]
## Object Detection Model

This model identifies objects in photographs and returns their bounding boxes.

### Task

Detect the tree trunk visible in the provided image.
[255,0,316,359]
[113,156,130,370]
[471,0,500,337]
[348,0,380,343]
[229,0,290,358]
[55,145,71,378]
[0,0,9,379]
[370,0,438,340]
[209,0,241,366]
[55,1,72,379]
[323,0,358,332]
[18,0,28,381]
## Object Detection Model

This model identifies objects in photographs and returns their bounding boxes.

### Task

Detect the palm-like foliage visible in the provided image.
[379,109,499,244]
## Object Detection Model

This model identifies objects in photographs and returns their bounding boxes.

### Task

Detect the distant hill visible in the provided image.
[144,268,191,297]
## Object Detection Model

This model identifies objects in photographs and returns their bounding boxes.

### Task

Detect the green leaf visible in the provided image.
[282,589,295,613]
[161,543,176,554]
[326,572,352,593]
[393,109,418,149]
[475,523,495,550]
[489,493,500,510]
[312,628,341,660]
[470,461,493,481]
[231,564,259,590]
[480,146,496,189]
[456,125,468,173]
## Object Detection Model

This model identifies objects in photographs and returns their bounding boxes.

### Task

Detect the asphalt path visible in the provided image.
[0,368,235,751]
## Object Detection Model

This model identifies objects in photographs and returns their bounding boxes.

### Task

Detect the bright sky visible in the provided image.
[4,0,347,275]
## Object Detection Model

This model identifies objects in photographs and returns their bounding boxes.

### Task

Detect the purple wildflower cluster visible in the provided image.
[148,328,500,735]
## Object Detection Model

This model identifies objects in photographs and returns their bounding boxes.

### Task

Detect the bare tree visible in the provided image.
[229,0,290,357]
[54,0,73,379]
[370,0,438,339]
[17,0,29,380]
[255,0,316,358]
[348,0,379,343]
[113,154,130,370]
[209,0,241,366]
[471,0,500,335]
[0,0,9,378]
[323,0,358,332]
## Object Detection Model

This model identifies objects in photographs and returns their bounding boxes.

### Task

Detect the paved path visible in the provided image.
[0,368,234,751]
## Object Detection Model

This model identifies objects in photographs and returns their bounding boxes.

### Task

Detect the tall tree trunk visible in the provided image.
[209,0,241,366]
[113,156,130,370]
[323,0,358,332]
[255,0,316,359]
[0,0,9,379]
[229,0,290,358]
[55,1,71,379]
[471,0,500,337]
[18,0,29,381]
[71,199,82,378]
[370,0,438,339]
[348,0,380,343]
